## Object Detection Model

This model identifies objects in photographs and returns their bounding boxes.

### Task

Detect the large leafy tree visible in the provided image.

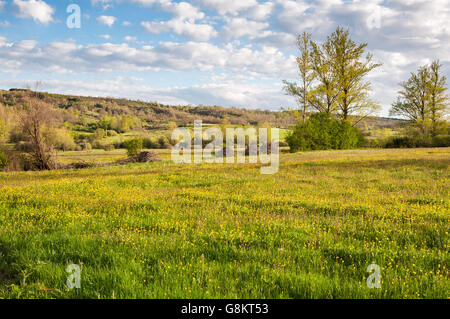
[284,27,380,124]
[427,60,449,135]
[308,39,341,115]
[389,62,449,135]
[327,27,381,123]
[283,32,315,122]
[390,66,429,123]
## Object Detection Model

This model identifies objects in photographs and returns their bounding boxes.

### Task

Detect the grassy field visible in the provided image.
[0,148,448,299]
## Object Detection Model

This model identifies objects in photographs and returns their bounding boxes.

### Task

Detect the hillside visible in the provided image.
[0,89,296,129]
[0,88,406,130]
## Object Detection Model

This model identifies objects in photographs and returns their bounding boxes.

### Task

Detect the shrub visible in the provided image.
[142,137,160,149]
[92,139,114,151]
[44,128,77,151]
[279,140,289,147]
[78,142,92,151]
[125,137,143,157]
[286,113,364,152]
[0,150,9,169]
[385,137,418,148]
[385,134,450,148]
[158,136,171,149]
[432,135,450,147]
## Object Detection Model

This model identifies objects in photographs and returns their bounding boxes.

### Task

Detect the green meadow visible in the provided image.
[0,148,448,299]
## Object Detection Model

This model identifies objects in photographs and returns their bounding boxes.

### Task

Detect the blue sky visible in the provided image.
[0,0,449,116]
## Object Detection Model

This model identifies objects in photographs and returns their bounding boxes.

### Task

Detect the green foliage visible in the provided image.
[157,136,171,149]
[287,113,364,152]
[327,27,381,121]
[283,32,315,122]
[43,128,77,151]
[142,136,160,149]
[384,135,450,148]
[0,150,9,169]
[390,60,449,135]
[124,137,143,157]
[92,140,114,151]
[432,135,450,147]
[283,27,381,123]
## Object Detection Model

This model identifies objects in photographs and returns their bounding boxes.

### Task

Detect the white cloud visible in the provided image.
[160,1,205,22]
[91,0,114,9]
[123,35,137,42]
[123,21,132,26]
[100,34,111,40]
[142,20,217,41]
[97,15,116,27]
[0,1,6,11]
[247,1,274,20]
[0,20,10,27]
[221,17,269,40]
[0,38,296,77]
[12,0,54,25]
[140,1,216,41]
[195,0,258,16]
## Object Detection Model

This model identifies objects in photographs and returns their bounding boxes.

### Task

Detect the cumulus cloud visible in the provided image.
[221,17,269,40]
[140,1,217,41]
[0,38,296,77]
[142,20,217,41]
[194,0,258,16]
[247,1,274,20]
[12,0,54,24]
[97,15,116,27]
[160,1,205,22]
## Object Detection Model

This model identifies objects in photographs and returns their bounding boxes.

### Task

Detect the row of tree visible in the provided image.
[283,27,381,124]
[284,27,449,151]
[390,60,448,136]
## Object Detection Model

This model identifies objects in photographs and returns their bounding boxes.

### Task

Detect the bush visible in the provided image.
[44,128,77,151]
[279,140,289,147]
[158,136,171,149]
[0,150,9,169]
[92,139,115,151]
[385,137,419,148]
[432,135,450,147]
[142,136,171,149]
[125,137,143,157]
[385,135,450,148]
[142,137,160,149]
[78,142,92,151]
[286,113,364,152]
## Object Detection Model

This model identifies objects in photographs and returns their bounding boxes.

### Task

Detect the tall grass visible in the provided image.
[0,148,448,298]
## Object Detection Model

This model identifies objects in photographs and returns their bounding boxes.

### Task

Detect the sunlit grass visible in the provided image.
[0,148,448,299]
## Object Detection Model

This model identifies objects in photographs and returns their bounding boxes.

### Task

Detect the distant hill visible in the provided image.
[0,88,407,130]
